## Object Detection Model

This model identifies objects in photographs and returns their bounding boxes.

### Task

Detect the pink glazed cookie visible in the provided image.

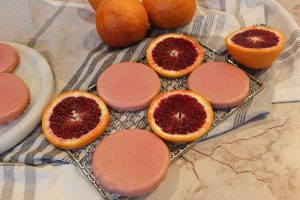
[188,62,250,109]
[92,129,170,197]
[97,62,161,111]
[0,43,20,73]
[0,73,30,125]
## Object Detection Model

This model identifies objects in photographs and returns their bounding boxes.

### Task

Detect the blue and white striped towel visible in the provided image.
[0,0,299,199]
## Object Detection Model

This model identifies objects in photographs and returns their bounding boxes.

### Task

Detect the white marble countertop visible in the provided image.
[50,0,300,199]
[145,1,300,198]
[146,1,300,198]
[142,103,299,200]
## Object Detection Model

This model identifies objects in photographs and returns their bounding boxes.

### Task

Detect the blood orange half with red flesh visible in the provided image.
[225,26,285,69]
[146,33,204,78]
[148,90,213,143]
[42,91,110,150]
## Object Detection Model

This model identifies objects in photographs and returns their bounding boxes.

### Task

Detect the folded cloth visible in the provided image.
[1,0,299,163]
[0,163,100,200]
[0,0,299,198]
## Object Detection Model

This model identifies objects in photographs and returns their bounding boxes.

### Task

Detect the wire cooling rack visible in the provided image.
[66,38,264,200]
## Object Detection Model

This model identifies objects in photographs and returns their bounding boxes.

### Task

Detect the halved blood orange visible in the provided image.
[146,33,204,78]
[42,91,110,150]
[148,90,213,143]
[225,26,285,69]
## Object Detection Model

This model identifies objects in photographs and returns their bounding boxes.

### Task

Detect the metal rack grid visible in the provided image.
[66,38,264,200]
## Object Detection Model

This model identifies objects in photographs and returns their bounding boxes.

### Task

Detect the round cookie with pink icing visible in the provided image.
[0,73,30,125]
[188,62,250,109]
[92,129,170,197]
[0,43,20,73]
[97,62,161,111]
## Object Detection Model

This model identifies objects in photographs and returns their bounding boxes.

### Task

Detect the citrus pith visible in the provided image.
[146,33,204,78]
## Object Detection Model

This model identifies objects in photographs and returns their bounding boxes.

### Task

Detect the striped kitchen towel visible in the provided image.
[0,163,100,200]
[0,1,299,198]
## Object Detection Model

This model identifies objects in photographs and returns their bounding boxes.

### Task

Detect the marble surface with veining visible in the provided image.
[49,0,300,199]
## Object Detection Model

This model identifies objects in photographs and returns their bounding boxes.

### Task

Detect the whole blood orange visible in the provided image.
[225,26,285,69]
[148,90,213,143]
[142,0,196,28]
[42,91,110,150]
[146,33,204,78]
[96,0,148,48]
[88,0,103,11]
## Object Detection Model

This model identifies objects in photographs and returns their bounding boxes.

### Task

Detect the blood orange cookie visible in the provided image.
[148,90,213,143]
[188,62,250,109]
[146,33,204,78]
[42,91,110,150]
[92,129,170,197]
[225,26,285,69]
[0,43,20,73]
[97,62,160,111]
[0,73,30,125]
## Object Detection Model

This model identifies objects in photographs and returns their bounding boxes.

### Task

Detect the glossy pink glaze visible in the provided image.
[0,43,20,73]
[92,129,170,197]
[0,73,30,125]
[188,62,250,109]
[97,62,161,111]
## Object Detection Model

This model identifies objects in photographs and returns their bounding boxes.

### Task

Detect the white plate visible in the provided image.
[0,42,54,155]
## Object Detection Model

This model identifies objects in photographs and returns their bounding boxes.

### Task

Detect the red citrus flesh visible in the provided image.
[42,91,110,150]
[231,29,279,48]
[152,37,198,71]
[146,33,204,78]
[153,94,207,135]
[49,96,102,139]
[148,90,213,143]
[225,26,285,69]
